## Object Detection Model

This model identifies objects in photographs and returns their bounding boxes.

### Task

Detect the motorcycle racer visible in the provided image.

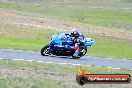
[70,28,84,43]
[41,27,94,59]
[64,28,85,58]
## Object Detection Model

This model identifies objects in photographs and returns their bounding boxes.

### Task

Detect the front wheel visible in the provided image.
[82,48,87,56]
[72,50,81,59]
[72,48,87,59]
[72,55,81,59]
[41,45,50,56]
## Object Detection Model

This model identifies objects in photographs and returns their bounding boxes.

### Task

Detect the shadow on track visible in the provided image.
[47,55,88,61]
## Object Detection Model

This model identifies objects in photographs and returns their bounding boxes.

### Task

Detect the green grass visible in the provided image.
[0,24,132,59]
[0,37,43,51]
[88,35,132,59]
[1,34,131,59]
[0,59,132,88]
[0,24,55,51]
[0,1,132,30]
[0,1,132,59]
[0,1,132,87]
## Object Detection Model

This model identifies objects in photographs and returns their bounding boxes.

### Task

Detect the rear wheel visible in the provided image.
[41,45,50,56]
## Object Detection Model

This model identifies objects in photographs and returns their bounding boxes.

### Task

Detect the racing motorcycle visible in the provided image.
[41,32,94,59]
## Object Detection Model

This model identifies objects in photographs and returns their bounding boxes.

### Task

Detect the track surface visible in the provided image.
[0,49,132,70]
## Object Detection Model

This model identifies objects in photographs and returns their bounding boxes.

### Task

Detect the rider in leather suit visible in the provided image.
[69,28,84,45]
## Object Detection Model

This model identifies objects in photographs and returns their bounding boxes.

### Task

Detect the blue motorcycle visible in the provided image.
[41,32,94,59]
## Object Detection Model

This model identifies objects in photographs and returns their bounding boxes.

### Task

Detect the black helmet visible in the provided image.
[71,30,79,38]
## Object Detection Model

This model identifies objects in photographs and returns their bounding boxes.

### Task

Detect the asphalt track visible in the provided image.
[0,49,132,70]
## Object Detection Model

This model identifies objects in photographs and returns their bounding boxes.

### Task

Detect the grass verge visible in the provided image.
[0,1,132,30]
[0,1,132,59]
[0,59,132,88]
[0,24,132,59]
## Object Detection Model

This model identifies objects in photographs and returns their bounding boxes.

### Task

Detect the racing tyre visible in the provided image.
[82,48,87,56]
[72,55,81,59]
[41,45,50,56]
